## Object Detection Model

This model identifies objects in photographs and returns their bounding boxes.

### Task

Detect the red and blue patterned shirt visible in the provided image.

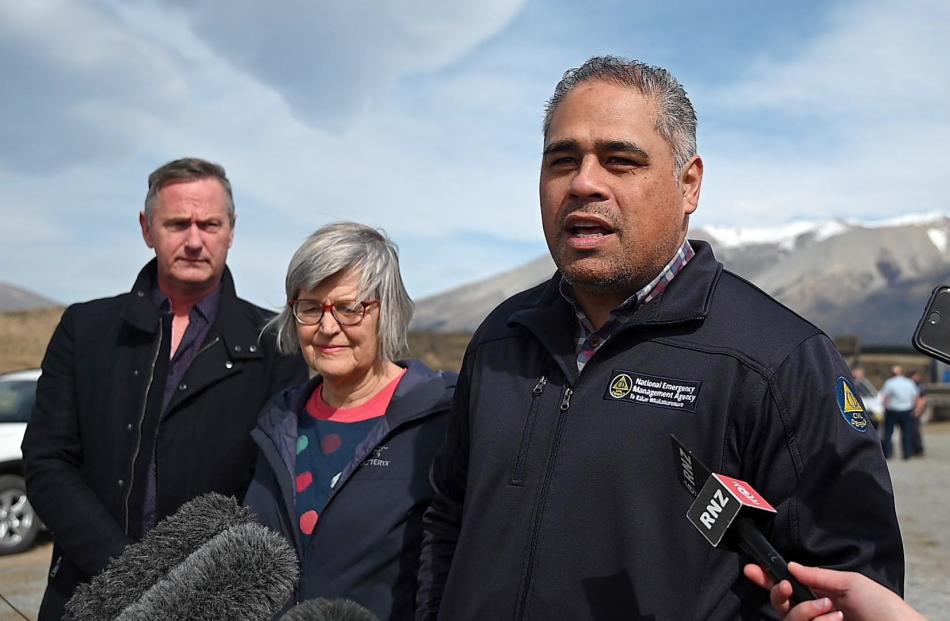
[294,371,405,554]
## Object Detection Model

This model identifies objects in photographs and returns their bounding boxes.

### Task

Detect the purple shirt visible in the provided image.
[153,287,222,414]
[142,286,221,532]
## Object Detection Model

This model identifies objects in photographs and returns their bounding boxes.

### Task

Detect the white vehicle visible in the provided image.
[0,368,41,554]
[853,376,885,428]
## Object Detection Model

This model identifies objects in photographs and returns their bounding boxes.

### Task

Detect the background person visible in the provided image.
[744,562,928,621]
[910,369,927,457]
[880,365,919,460]
[244,222,455,620]
[417,56,903,620]
[21,157,307,620]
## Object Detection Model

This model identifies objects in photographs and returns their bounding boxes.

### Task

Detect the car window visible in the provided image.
[854,379,877,398]
[0,380,37,423]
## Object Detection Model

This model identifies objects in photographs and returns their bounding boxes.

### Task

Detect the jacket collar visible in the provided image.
[257,359,453,439]
[121,259,264,360]
[507,239,722,380]
[383,360,455,427]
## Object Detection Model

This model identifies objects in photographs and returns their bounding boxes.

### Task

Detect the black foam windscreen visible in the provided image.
[280,597,379,621]
[115,521,298,620]
[65,493,256,621]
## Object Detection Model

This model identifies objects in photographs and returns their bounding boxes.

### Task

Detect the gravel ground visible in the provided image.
[2,424,948,620]
[0,533,50,621]
[891,421,950,620]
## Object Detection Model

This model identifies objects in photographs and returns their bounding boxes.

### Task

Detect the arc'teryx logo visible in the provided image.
[362,445,390,467]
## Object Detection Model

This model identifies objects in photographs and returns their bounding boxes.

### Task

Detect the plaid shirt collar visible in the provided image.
[559,240,695,371]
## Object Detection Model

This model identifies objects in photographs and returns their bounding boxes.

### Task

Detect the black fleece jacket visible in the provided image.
[418,241,903,621]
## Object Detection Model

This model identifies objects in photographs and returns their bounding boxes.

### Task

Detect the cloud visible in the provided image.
[159,0,528,129]
[714,0,949,119]
[694,0,950,228]
[7,0,942,308]
[0,0,544,305]
[0,2,188,175]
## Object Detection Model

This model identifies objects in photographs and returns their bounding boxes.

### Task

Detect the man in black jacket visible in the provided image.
[21,157,308,620]
[417,57,904,620]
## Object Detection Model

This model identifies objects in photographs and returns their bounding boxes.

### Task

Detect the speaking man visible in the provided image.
[22,158,308,620]
[417,57,903,620]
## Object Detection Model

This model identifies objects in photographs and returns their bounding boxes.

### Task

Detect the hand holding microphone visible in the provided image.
[744,562,928,621]
[671,435,816,605]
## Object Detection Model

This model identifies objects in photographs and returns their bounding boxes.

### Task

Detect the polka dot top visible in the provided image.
[294,371,406,548]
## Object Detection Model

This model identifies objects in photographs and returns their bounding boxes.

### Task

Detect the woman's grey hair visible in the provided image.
[543,56,698,175]
[268,222,414,362]
[144,157,235,224]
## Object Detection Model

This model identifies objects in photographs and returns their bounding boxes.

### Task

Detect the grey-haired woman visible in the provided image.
[244,222,455,620]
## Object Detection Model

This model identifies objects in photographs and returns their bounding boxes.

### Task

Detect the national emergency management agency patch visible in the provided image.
[603,370,702,413]
[836,376,870,432]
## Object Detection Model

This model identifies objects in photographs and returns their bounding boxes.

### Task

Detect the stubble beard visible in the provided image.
[553,228,684,302]
[551,234,647,311]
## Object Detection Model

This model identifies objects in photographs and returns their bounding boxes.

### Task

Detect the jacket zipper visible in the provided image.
[142,335,223,528]
[194,336,220,358]
[252,426,304,557]
[124,325,163,532]
[559,387,573,411]
[511,374,548,486]
[514,385,573,620]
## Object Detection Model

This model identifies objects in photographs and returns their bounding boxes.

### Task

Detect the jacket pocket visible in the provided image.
[510,373,548,486]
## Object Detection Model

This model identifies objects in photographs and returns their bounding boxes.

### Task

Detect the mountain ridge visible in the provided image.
[0,282,60,313]
[412,214,950,346]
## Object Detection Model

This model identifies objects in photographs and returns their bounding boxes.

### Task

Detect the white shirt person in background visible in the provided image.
[880,365,919,460]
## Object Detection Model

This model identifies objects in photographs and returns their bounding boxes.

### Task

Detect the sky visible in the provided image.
[1,0,947,309]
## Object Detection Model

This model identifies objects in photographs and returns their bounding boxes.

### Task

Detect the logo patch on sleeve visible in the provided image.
[604,370,702,413]
[836,376,869,432]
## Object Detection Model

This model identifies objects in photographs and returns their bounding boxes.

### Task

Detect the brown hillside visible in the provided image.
[0,307,64,373]
[0,307,469,375]
[406,331,471,374]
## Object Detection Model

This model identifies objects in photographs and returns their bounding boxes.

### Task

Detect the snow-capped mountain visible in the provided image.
[412,213,950,346]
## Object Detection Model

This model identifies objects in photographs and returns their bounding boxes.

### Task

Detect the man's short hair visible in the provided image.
[268,222,414,362]
[144,158,235,223]
[543,56,698,174]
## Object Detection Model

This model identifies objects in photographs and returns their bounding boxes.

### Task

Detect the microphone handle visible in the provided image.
[733,518,817,605]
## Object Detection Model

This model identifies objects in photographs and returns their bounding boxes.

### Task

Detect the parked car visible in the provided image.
[0,368,41,554]
[853,376,885,429]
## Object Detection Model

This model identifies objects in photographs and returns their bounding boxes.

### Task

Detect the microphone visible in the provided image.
[280,598,380,621]
[115,521,298,620]
[670,435,816,605]
[66,493,256,621]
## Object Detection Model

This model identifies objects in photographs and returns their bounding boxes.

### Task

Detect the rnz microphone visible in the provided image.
[671,435,816,605]
[687,472,777,547]
[280,597,380,621]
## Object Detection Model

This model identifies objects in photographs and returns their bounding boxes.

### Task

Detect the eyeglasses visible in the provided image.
[290,299,379,326]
